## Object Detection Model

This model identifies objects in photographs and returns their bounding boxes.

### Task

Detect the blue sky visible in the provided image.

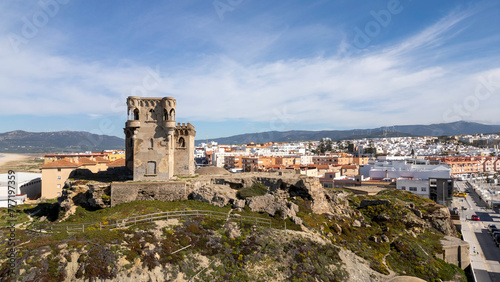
[1,0,499,139]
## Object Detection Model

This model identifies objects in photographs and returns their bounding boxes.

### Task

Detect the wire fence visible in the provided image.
[27,209,272,234]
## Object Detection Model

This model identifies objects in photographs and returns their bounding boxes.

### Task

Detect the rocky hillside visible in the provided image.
[0,173,465,281]
[0,130,124,153]
[197,120,500,144]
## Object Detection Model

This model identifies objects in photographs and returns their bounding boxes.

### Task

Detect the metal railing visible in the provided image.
[27,209,272,233]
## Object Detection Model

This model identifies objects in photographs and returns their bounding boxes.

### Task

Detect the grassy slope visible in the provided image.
[0,189,466,281]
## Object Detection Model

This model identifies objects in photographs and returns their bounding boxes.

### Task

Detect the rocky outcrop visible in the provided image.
[423,206,456,236]
[60,182,111,213]
[245,194,303,225]
[189,184,237,208]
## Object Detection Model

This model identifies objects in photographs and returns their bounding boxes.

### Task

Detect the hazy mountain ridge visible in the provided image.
[2,121,499,152]
[197,121,500,145]
[0,130,124,153]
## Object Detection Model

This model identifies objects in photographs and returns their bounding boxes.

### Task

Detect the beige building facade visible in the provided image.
[40,159,79,199]
[124,96,196,181]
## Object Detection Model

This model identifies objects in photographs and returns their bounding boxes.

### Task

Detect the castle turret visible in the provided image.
[124,96,195,180]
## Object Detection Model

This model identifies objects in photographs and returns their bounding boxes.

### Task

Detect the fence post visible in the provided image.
[82,224,84,233]
[99,222,102,231]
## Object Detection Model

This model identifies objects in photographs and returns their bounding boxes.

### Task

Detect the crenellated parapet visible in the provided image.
[126,96,176,122]
[175,122,196,136]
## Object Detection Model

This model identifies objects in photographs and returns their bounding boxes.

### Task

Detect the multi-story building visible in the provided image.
[224,155,245,169]
[312,154,353,166]
[242,156,276,172]
[369,159,451,180]
[428,157,481,177]
[40,159,79,199]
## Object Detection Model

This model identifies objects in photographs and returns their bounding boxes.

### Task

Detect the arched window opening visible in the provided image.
[149,109,155,120]
[164,109,168,121]
[169,109,175,120]
[150,138,154,149]
[133,109,139,120]
[178,137,185,148]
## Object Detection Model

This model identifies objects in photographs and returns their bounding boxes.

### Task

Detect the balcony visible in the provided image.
[163,120,176,129]
[126,120,141,128]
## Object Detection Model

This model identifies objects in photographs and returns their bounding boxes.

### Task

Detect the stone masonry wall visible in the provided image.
[111,182,188,207]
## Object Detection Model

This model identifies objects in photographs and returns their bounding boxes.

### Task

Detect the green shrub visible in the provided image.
[237,183,268,199]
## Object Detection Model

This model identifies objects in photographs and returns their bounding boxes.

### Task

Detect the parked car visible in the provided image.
[488,224,498,233]
[494,233,500,247]
[471,215,480,221]
[492,231,500,239]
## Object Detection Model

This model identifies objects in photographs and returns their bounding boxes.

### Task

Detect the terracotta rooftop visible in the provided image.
[45,153,106,157]
[94,156,109,163]
[107,158,125,167]
[342,165,358,169]
[76,157,97,165]
[40,159,79,169]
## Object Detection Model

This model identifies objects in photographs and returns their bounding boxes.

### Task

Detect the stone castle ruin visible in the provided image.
[124,96,196,181]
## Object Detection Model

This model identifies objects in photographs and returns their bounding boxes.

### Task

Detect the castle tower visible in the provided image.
[124,96,196,181]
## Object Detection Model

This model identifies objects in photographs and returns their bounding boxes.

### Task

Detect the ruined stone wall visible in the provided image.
[438,236,470,269]
[111,181,188,207]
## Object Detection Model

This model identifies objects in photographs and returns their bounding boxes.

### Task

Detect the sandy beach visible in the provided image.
[0,153,32,170]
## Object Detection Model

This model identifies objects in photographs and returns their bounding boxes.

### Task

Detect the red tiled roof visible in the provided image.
[40,159,79,169]
[76,157,97,165]
[107,158,125,167]
[45,154,106,157]
[94,156,109,163]
[342,165,358,169]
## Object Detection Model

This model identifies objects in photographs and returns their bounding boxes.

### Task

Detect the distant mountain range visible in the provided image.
[0,130,124,153]
[196,121,500,145]
[1,121,499,153]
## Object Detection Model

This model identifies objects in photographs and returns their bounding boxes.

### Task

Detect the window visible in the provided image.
[178,137,185,148]
[57,184,61,189]
[146,161,157,175]
[150,138,154,149]
[133,109,140,120]
[57,168,61,172]
[421,187,427,192]
[401,186,406,190]
[410,187,417,191]
[149,109,155,120]
[57,176,61,180]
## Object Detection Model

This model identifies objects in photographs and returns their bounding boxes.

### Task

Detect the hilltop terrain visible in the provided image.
[0,173,466,281]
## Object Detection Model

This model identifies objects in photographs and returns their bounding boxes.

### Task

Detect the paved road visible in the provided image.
[454,181,500,282]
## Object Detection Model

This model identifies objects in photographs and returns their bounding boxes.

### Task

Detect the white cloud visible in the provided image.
[0,5,499,133]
